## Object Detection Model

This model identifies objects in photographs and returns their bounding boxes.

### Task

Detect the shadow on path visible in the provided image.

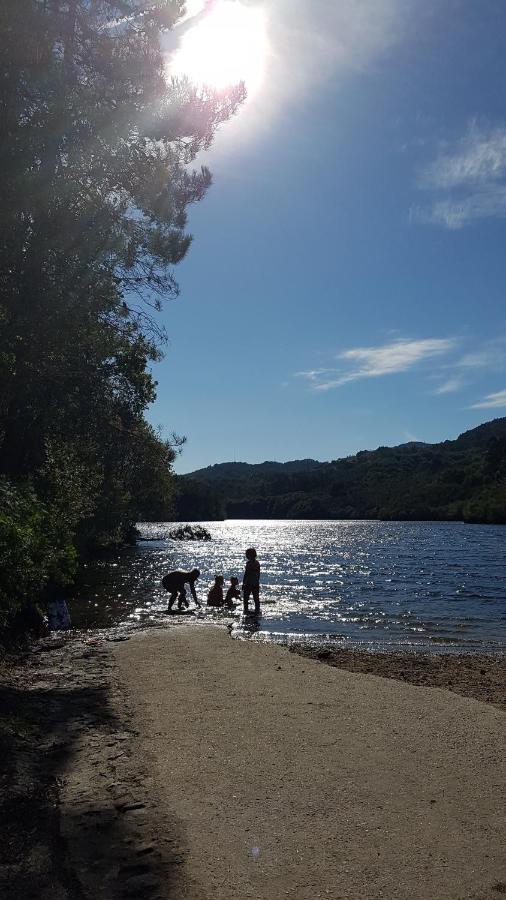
[0,638,188,899]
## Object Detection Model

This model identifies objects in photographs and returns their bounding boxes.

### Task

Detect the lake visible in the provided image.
[72,520,505,653]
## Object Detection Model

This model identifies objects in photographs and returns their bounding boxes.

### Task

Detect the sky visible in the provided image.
[148,0,506,473]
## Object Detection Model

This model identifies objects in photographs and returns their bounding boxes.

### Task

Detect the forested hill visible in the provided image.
[189,459,322,481]
[177,418,506,524]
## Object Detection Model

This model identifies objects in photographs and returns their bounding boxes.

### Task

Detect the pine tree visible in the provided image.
[0,0,245,628]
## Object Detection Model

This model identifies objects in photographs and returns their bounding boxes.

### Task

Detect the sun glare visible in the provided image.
[171,1,267,96]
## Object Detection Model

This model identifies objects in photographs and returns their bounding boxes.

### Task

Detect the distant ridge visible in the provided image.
[186,418,506,477]
[173,418,506,524]
[450,417,506,448]
[188,458,321,481]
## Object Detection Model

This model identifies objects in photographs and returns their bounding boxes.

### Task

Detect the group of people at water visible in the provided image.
[162,547,261,616]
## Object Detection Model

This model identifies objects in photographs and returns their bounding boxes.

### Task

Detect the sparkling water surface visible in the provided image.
[73,520,505,653]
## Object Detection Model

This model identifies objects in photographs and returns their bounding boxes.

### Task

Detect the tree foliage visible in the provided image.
[0,0,244,633]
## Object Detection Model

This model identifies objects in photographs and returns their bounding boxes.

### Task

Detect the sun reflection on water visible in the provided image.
[72,520,506,654]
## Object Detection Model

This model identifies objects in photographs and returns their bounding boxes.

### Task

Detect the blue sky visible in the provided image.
[148,0,506,473]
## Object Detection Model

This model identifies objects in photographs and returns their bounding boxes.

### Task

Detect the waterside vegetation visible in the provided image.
[0,0,242,636]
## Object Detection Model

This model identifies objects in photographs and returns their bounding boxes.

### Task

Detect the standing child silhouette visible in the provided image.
[242,547,261,615]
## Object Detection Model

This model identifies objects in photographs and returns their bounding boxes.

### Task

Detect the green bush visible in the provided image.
[0,478,77,634]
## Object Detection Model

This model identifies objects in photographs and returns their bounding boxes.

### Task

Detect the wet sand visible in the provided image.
[115,628,505,900]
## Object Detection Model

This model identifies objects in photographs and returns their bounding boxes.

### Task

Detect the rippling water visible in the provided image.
[73,520,505,653]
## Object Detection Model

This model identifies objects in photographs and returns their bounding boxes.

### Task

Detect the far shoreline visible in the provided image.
[140,517,506,525]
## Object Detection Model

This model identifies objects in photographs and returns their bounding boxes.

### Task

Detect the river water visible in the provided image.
[72,520,505,654]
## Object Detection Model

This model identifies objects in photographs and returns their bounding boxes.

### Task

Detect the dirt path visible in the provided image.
[0,633,185,900]
[115,628,506,900]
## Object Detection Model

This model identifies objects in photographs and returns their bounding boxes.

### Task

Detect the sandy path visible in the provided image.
[115,628,505,900]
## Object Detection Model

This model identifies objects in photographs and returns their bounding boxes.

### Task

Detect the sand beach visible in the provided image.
[1,625,505,899]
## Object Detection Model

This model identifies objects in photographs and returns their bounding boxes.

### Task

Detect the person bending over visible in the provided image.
[242,548,261,615]
[162,568,201,611]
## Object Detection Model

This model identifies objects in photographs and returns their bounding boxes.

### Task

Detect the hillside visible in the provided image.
[174,419,506,524]
[188,459,321,482]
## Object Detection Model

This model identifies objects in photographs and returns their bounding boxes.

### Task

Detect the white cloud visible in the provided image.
[295,368,337,380]
[420,125,506,190]
[411,187,506,229]
[431,338,506,394]
[433,375,464,395]
[413,124,506,228]
[298,336,456,391]
[456,343,506,370]
[339,337,454,378]
[298,335,506,400]
[469,389,506,410]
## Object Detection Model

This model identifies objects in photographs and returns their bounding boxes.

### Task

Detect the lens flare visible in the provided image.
[171,1,268,96]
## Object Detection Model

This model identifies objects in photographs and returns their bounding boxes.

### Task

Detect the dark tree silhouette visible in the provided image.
[0,0,245,631]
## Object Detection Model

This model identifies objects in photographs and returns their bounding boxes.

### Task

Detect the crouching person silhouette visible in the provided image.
[162,568,201,611]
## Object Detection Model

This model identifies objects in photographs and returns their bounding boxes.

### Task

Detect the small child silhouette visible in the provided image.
[207,574,225,607]
[225,576,241,609]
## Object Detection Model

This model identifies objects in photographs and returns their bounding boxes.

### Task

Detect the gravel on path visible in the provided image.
[115,627,506,900]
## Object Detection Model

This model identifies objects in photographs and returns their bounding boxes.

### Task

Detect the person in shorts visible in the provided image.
[162,568,201,611]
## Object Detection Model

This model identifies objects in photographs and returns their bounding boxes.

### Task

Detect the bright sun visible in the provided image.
[171,1,267,96]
